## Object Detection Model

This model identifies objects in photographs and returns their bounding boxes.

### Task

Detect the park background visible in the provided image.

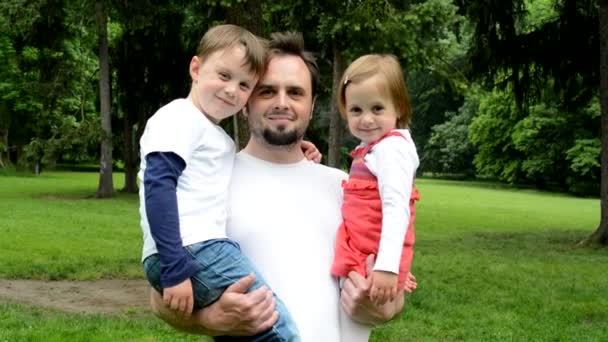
[1,0,607,340]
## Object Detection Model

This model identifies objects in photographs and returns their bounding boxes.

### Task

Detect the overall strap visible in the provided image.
[350,131,408,158]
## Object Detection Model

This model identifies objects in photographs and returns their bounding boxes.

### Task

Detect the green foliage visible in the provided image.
[0,0,100,171]
[468,84,600,195]
[469,89,525,183]
[422,93,477,176]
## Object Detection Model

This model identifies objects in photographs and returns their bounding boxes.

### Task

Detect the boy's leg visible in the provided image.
[187,239,300,342]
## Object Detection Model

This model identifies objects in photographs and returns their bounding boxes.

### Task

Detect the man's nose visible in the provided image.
[273,91,289,110]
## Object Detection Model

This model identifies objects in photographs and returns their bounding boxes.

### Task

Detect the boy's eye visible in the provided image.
[240,82,251,90]
[219,72,230,80]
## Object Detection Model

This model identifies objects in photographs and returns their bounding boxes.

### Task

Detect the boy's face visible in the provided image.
[189,45,258,124]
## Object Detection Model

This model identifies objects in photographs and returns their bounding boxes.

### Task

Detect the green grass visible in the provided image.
[1,172,607,341]
[0,172,142,279]
[0,303,207,341]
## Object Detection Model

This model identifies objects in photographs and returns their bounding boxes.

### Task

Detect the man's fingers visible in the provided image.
[364,254,376,276]
[226,273,256,294]
[246,285,273,308]
[347,270,370,291]
[257,311,279,334]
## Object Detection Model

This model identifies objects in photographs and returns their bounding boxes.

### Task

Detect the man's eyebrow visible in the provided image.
[255,84,275,90]
[286,85,306,93]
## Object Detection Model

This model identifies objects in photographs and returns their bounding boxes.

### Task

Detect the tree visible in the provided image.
[457,0,607,245]
[226,0,262,150]
[95,0,113,198]
[113,1,191,193]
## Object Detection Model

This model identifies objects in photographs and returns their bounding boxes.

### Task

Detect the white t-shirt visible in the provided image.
[227,152,370,342]
[362,129,419,274]
[139,98,234,260]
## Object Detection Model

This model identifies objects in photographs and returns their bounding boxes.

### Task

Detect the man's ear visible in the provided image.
[189,56,200,82]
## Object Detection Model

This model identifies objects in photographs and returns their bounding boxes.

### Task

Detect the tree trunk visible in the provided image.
[583,0,608,245]
[226,0,261,150]
[121,110,138,193]
[95,0,114,198]
[0,107,9,169]
[328,38,346,168]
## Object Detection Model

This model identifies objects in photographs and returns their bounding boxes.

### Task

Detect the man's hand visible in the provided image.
[200,273,278,335]
[163,278,194,319]
[340,254,406,325]
[370,270,398,306]
[301,140,322,163]
[151,273,278,336]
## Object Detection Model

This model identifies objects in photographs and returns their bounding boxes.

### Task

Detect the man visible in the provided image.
[150,32,412,341]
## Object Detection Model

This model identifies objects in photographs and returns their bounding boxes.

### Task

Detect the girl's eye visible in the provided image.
[240,82,250,90]
[349,107,362,115]
[372,105,384,112]
[219,72,230,80]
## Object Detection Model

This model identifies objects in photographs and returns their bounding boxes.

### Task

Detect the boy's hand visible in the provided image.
[301,140,322,163]
[163,278,194,319]
[370,270,398,305]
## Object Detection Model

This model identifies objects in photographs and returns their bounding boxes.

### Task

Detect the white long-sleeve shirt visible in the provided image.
[362,129,419,274]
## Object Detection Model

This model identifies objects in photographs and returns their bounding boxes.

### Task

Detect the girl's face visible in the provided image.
[344,74,399,144]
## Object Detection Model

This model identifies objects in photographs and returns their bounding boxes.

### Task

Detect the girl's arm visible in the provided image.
[365,133,419,275]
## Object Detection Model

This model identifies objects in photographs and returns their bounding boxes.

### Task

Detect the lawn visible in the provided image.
[0,172,606,341]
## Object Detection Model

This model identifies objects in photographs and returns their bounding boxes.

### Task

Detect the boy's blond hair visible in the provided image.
[196,24,266,78]
[337,54,412,129]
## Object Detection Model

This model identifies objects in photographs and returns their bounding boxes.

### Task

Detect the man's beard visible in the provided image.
[262,125,302,146]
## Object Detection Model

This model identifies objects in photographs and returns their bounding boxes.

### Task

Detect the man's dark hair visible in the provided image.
[267,32,320,98]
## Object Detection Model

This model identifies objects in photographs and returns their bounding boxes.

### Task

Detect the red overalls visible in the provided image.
[330,131,419,288]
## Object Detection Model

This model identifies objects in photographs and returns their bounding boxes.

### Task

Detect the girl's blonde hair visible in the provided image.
[337,54,412,129]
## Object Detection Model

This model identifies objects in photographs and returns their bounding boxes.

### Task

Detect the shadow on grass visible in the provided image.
[36,191,138,201]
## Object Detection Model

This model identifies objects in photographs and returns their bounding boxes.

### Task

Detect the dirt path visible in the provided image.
[0,279,150,314]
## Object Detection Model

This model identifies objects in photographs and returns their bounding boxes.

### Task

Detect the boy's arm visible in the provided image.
[145,152,202,288]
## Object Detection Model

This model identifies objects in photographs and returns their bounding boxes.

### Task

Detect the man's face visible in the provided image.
[246,54,314,146]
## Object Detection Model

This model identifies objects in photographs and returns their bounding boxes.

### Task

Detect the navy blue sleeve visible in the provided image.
[144,152,202,288]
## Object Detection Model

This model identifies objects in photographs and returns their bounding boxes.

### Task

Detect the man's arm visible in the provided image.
[150,273,279,336]
[340,255,416,325]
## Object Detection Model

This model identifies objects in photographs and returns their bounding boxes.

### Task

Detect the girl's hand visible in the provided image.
[301,140,322,163]
[370,270,398,306]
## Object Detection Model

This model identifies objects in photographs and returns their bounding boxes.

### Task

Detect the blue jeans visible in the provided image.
[143,239,300,341]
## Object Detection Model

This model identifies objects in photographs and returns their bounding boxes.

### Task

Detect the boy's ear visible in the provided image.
[189,56,200,82]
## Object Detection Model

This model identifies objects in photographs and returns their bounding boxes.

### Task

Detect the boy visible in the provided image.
[139,25,300,341]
